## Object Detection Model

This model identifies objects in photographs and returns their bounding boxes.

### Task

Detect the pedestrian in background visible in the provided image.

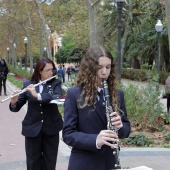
[57,66,63,82]
[9,57,63,170]
[0,59,9,96]
[62,64,66,83]
[164,76,170,114]
[67,67,72,81]
[63,46,131,170]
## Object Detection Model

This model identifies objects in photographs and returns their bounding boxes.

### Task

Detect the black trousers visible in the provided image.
[0,77,7,94]
[25,131,59,170]
[167,94,170,113]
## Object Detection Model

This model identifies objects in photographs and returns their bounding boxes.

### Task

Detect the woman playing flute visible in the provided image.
[9,57,63,170]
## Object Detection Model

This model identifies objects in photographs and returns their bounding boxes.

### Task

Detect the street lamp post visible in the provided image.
[45,24,51,59]
[13,43,16,66]
[116,0,125,81]
[155,20,163,89]
[24,37,28,68]
[51,46,54,60]
[58,37,62,64]
[44,47,47,58]
[7,47,10,64]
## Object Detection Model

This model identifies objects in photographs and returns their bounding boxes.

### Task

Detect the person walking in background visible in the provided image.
[63,46,131,170]
[164,76,170,114]
[0,59,9,96]
[9,57,63,170]
[67,66,72,81]
[57,66,63,82]
[62,64,66,83]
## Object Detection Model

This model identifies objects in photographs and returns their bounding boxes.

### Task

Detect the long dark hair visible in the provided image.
[0,59,7,66]
[30,57,56,83]
[76,45,118,111]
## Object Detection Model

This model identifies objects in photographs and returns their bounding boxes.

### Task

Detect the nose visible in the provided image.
[101,67,107,75]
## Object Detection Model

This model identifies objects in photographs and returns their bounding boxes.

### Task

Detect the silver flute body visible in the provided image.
[1,75,57,103]
[102,78,121,169]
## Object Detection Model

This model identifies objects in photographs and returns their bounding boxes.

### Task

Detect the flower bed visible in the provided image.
[13,74,27,81]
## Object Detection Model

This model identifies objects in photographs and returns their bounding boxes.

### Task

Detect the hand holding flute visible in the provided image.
[10,84,38,106]
[1,75,57,103]
[10,90,19,107]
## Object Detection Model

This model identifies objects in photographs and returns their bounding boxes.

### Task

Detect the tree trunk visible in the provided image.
[133,58,140,69]
[85,0,100,47]
[122,0,132,63]
[164,0,170,55]
[33,0,52,59]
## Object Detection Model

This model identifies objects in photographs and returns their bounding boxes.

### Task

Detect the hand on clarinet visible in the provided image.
[96,130,119,149]
[110,112,123,129]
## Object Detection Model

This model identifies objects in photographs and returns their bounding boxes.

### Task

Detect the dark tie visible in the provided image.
[98,90,106,114]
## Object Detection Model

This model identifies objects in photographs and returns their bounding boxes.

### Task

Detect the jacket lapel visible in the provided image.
[35,85,39,93]
[95,100,107,125]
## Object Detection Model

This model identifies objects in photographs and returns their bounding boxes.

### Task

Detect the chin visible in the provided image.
[97,82,103,88]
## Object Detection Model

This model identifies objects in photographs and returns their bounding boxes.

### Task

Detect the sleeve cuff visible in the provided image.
[96,140,101,149]
[37,93,42,101]
[10,103,16,108]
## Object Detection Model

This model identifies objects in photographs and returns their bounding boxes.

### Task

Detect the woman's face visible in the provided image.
[39,63,54,81]
[97,56,111,87]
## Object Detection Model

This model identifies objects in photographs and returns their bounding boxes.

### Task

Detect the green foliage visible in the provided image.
[58,105,64,117]
[8,65,31,80]
[122,132,154,147]
[160,112,170,124]
[164,134,170,141]
[119,72,165,131]
[162,144,170,148]
[56,34,85,64]
[7,74,23,89]
[122,68,169,85]
[69,48,85,64]
[62,34,76,48]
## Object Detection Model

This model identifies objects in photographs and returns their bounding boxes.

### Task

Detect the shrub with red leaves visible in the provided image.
[62,95,66,99]
[13,74,27,81]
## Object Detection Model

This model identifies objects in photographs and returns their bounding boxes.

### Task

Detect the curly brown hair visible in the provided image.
[76,46,118,112]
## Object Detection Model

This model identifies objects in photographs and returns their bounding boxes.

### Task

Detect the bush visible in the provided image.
[119,73,165,131]
[121,132,154,147]
[8,65,31,80]
[122,68,170,85]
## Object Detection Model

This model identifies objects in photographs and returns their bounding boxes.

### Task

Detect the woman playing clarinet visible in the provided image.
[63,46,131,170]
[9,57,63,170]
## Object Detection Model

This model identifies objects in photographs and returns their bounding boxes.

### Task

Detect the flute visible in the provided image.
[1,75,57,103]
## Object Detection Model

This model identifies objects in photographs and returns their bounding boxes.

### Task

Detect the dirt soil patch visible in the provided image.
[127,125,170,147]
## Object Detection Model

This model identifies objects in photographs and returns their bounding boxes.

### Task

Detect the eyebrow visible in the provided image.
[98,64,111,66]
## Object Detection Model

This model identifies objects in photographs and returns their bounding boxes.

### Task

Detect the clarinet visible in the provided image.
[102,78,121,169]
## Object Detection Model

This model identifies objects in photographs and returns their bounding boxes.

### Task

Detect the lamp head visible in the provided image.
[46,24,51,34]
[44,47,47,51]
[7,47,10,51]
[155,20,163,32]
[116,0,125,2]
[24,37,28,44]
[13,43,16,49]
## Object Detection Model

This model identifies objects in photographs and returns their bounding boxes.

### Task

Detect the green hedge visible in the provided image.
[122,68,169,85]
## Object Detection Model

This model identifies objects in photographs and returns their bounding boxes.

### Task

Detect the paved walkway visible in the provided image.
[0,79,170,170]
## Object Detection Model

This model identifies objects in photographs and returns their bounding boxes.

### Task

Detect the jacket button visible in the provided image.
[41,120,43,123]
[41,112,43,114]
[40,104,42,106]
